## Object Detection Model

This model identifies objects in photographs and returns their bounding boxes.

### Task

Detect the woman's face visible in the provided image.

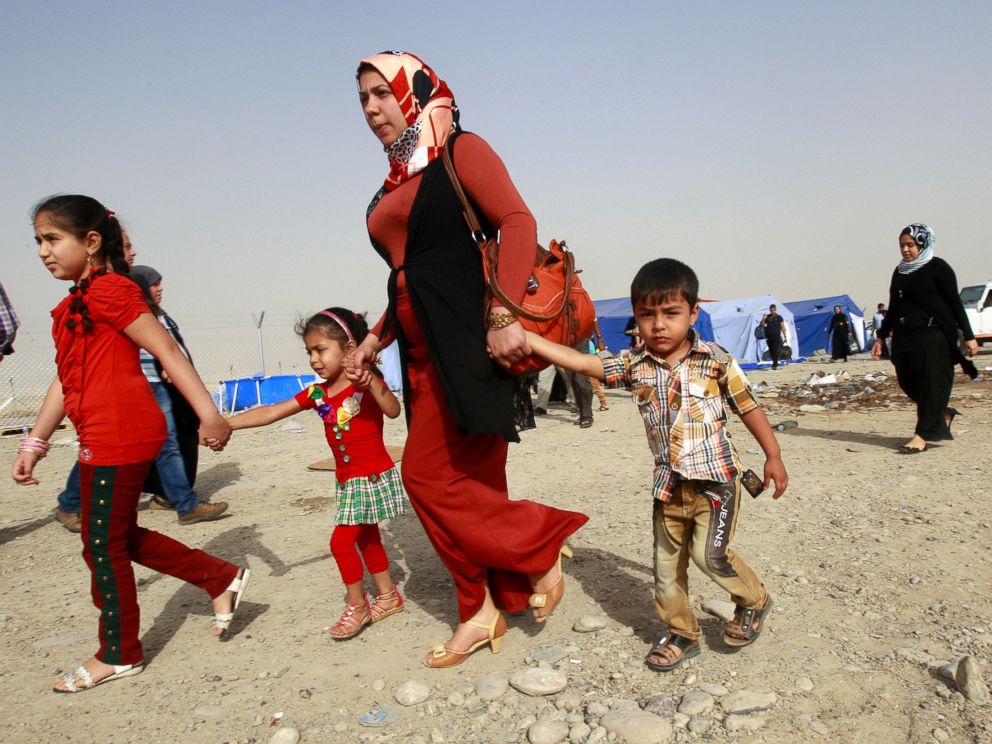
[834,306,841,314]
[358,69,408,148]
[899,234,921,261]
[149,281,164,306]
[122,232,136,266]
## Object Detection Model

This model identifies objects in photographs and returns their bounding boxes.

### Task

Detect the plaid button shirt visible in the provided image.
[601,333,759,501]
[0,282,19,355]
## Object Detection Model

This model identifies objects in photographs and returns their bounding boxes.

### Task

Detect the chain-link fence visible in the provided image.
[0,311,326,434]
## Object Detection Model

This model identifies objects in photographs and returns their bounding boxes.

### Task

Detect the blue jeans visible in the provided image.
[57,382,199,516]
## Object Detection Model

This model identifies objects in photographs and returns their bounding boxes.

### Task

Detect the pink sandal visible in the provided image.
[369,587,405,623]
[326,597,372,640]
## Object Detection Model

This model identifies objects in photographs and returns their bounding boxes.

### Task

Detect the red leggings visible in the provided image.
[330,524,389,585]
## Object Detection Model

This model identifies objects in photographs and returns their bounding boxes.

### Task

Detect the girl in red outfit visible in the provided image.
[348,52,588,668]
[12,195,249,693]
[229,308,406,639]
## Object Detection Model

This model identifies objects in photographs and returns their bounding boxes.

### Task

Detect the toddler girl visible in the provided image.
[12,195,249,693]
[229,308,406,639]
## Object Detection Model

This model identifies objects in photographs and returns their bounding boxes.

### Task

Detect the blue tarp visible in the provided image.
[784,295,866,356]
[218,374,317,412]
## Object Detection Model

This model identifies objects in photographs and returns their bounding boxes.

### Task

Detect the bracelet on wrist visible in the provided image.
[488,311,518,330]
[19,435,50,458]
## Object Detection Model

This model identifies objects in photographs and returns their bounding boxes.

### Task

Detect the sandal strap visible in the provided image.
[431,643,468,659]
[333,599,370,629]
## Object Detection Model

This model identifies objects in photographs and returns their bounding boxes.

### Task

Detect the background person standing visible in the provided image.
[760,304,788,370]
[0,282,19,363]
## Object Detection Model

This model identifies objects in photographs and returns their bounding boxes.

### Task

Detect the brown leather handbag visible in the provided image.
[442,141,595,376]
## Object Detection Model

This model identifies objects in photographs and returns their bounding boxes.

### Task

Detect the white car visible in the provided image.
[960,282,992,345]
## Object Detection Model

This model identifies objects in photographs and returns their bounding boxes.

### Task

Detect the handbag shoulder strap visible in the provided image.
[440,138,576,322]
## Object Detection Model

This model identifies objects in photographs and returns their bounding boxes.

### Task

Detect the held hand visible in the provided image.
[871,339,883,361]
[199,414,232,451]
[486,323,531,370]
[763,456,788,499]
[346,341,378,388]
[12,451,40,485]
[963,339,979,357]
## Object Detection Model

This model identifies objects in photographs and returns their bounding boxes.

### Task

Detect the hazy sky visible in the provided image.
[3,1,991,339]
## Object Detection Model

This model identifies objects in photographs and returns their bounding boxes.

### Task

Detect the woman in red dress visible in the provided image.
[12,195,249,693]
[348,52,588,668]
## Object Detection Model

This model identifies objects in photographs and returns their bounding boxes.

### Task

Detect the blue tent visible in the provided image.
[593,297,714,353]
[784,295,866,357]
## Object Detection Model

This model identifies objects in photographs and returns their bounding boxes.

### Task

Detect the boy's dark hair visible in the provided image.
[32,195,129,276]
[630,258,699,307]
[295,306,369,346]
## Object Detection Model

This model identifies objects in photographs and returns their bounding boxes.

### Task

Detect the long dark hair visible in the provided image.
[32,194,130,276]
[295,307,369,346]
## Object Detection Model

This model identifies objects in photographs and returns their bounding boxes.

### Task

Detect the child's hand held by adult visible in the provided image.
[487,322,531,369]
[199,415,231,451]
[347,341,377,388]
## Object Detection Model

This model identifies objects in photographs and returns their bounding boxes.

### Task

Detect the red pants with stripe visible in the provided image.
[396,294,588,621]
[330,524,389,585]
[79,461,238,665]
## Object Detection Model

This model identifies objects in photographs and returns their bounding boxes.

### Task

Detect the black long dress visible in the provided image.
[878,257,976,441]
[829,314,851,361]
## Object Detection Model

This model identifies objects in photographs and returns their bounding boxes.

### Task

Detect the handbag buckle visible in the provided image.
[527,275,539,292]
[471,229,488,243]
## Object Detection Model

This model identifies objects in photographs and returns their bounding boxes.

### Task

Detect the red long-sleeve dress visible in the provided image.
[367,132,588,621]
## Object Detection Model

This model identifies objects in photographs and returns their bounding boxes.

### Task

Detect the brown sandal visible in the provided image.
[645,633,700,672]
[424,612,507,669]
[326,597,371,640]
[723,595,773,648]
[369,587,405,623]
[529,545,573,622]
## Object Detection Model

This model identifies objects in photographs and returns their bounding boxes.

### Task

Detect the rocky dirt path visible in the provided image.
[0,355,990,743]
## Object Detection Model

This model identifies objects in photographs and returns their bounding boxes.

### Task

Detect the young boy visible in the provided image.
[524,258,788,672]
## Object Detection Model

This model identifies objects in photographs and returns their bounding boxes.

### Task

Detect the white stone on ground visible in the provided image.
[477,672,509,701]
[394,679,431,706]
[572,615,609,633]
[677,690,714,716]
[599,711,673,743]
[269,727,301,744]
[527,719,569,744]
[720,689,778,714]
[509,669,568,696]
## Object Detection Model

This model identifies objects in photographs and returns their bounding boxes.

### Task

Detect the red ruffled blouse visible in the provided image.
[294,382,394,484]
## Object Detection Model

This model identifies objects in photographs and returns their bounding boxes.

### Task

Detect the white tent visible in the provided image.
[703,295,799,365]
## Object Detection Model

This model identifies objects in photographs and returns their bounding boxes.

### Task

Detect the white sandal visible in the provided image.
[54,662,143,693]
[213,567,251,637]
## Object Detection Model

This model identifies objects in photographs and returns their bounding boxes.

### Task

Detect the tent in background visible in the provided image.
[593,295,795,365]
[593,297,714,353]
[784,295,866,357]
[703,295,797,364]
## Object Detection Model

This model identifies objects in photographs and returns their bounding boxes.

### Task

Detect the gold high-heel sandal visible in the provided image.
[529,545,573,623]
[424,612,507,669]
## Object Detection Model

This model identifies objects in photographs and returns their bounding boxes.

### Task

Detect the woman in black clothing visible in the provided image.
[872,224,978,453]
[827,306,852,362]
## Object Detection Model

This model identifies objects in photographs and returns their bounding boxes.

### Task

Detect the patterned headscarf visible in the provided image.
[897,223,935,274]
[358,51,460,191]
